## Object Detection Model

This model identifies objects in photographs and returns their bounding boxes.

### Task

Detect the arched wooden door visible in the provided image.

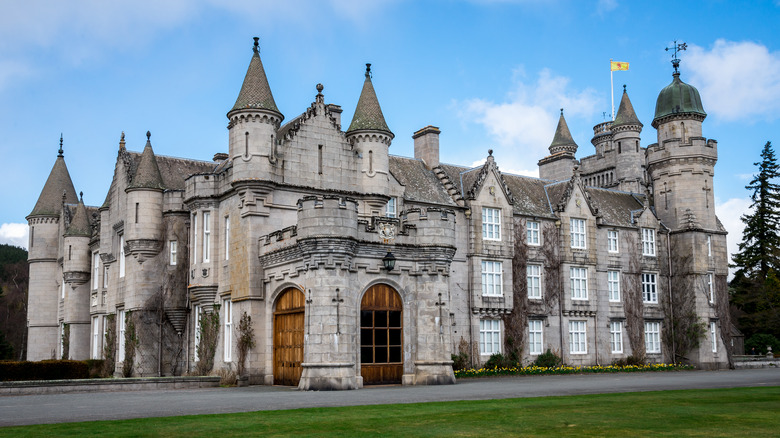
[273,288,305,386]
[360,284,403,385]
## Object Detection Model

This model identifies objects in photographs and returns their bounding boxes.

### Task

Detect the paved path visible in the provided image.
[2,368,779,427]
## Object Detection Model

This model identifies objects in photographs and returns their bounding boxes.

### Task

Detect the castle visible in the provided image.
[26,38,730,389]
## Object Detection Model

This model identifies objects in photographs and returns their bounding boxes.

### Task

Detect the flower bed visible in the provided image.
[454,363,694,378]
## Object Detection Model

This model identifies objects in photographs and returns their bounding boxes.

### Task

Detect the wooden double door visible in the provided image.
[273,288,305,386]
[360,284,403,385]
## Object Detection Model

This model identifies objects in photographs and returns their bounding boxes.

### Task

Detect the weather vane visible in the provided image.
[665,40,687,74]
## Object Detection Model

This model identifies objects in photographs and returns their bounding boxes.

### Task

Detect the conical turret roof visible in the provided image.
[28,136,78,217]
[346,64,392,136]
[229,38,282,118]
[612,86,643,128]
[64,195,91,237]
[548,110,578,155]
[128,132,165,190]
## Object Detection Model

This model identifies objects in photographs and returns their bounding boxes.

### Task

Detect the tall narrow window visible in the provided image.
[203,212,211,263]
[92,251,100,290]
[225,216,230,261]
[708,273,714,304]
[529,320,543,355]
[570,218,586,249]
[68,245,72,260]
[645,322,661,353]
[569,320,587,354]
[103,265,109,289]
[610,321,623,353]
[318,145,324,175]
[711,322,718,353]
[244,132,249,157]
[135,203,139,223]
[570,267,588,300]
[642,273,658,303]
[119,236,125,278]
[608,270,621,302]
[30,226,34,248]
[192,214,198,264]
[193,305,201,362]
[386,198,397,218]
[707,235,712,257]
[527,220,540,245]
[642,228,656,256]
[607,230,619,253]
[479,319,501,355]
[368,150,373,174]
[482,207,501,240]
[118,310,126,363]
[224,299,232,362]
[481,261,503,296]
[527,264,542,299]
[92,316,100,359]
[61,275,65,299]
[169,240,177,266]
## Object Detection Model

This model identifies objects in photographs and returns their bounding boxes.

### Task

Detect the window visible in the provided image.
[645,322,661,353]
[570,267,588,300]
[569,320,587,354]
[103,265,109,289]
[527,264,542,299]
[119,236,125,278]
[607,230,619,253]
[527,221,540,246]
[608,270,621,302]
[481,261,503,296]
[224,299,232,362]
[92,316,100,359]
[118,310,126,363]
[642,273,658,303]
[193,305,201,362]
[386,198,397,218]
[570,218,586,249]
[482,207,501,241]
[610,321,623,354]
[60,323,65,359]
[642,228,656,256]
[710,322,718,353]
[203,212,211,263]
[529,320,543,355]
[225,217,230,261]
[707,235,712,257]
[192,213,198,264]
[92,252,100,290]
[708,273,714,304]
[61,275,65,299]
[169,240,177,266]
[102,315,108,357]
[479,319,501,355]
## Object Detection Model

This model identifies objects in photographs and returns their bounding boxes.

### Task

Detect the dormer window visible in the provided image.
[482,207,501,241]
[570,218,586,249]
[527,220,540,246]
[642,228,656,256]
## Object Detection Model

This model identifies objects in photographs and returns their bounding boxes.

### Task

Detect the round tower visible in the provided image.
[346,64,394,213]
[26,136,79,360]
[612,85,645,193]
[538,109,578,181]
[124,132,164,262]
[227,37,284,182]
[62,194,92,359]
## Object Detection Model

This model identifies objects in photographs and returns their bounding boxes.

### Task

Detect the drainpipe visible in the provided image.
[466,208,475,367]
[664,225,675,363]
[556,220,565,365]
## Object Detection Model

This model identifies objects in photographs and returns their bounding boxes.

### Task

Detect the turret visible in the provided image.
[611,86,645,193]
[227,37,284,181]
[538,109,578,181]
[62,194,92,359]
[26,136,79,360]
[124,132,164,261]
[346,64,394,211]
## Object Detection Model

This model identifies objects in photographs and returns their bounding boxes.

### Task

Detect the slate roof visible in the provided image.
[346,65,392,135]
[549,111,578,154]
[128,134,165,190]
[586,187,645,227]
[503,175,556,218]
[64,199,91,237]
[389,156,457,206]
[230,39,281,117]
[126,151,215,190]
[612,87,643,128]
[29,151,78,217]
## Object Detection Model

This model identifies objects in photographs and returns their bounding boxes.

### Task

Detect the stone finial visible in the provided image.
[58,134,64,157]
[488,149,493,156]
[79,191,83,202]
[316,83,324,103]
[253,37,259,54]
[365,63,372,78]
[146,131,151,141]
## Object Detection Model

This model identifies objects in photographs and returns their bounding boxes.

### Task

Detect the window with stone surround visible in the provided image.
[225,216,230,261]
[645,321,661,353]
[119,236,125,278]
[92,316,100,359]
[92,251,100,290]
[223,299,232,362]
[481,260,503,296]
[386,198,397,218]
[479,319,501,355]
[527,264,542,299]
[193,304,201,362]
[527,220,540,246]
[708,273,714,304]
[569,320,587,354]
[170,240,177,266]
[570,267,588,300]
[608,270,621,302]
[642,273,658,303]
[482,207,501,241]
[529,320,543,355]
[203,212,211,263]
[570,218,586,249]
[118,310,126,363]
[610,321,623,354]
[607,230,619,253]
[711,322,718,353]
[642,228,656,256]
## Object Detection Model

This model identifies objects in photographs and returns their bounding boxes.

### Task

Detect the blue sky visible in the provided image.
[1,0,779,267]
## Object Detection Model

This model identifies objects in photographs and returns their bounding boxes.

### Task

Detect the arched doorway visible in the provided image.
[273,288,305,386]
[360,284,403,385]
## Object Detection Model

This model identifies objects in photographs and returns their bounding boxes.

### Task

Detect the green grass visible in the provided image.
[2,386,778,437]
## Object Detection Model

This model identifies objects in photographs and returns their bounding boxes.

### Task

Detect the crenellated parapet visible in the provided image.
[296,195,359,240]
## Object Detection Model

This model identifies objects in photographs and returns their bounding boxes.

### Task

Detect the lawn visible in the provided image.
[2,386,778,437]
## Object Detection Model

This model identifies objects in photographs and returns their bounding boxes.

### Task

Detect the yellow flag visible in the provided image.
[611,61,629,71]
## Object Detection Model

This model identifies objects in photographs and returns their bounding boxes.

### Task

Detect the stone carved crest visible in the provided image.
[378,222,396,243]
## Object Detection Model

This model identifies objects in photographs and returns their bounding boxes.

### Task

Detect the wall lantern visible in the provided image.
[382,251,396,271]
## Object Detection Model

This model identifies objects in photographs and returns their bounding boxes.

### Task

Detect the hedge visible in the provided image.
[0,360,91,381]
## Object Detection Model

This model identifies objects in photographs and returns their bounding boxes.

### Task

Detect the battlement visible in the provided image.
[296,195,359,239]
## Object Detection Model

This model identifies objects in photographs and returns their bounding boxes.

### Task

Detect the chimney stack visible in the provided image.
[413,125,440,169]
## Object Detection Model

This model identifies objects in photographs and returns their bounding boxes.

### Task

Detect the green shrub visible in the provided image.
[0,360,89,381]
[533,349,562,368]
[484,353,515,370]
[745,334,780,355]
[451,352,469,371]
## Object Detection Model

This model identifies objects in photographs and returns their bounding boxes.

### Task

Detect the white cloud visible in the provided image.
[0,223,28,250]
[687,40,780,121]
[715,197,750,277]
[458,68,599,175]
[596,0,618,15]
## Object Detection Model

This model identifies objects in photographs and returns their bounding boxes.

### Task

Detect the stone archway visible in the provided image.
[273,288,305,386]
[360,284,403,385]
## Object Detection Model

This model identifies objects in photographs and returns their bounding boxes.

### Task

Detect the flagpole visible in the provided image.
[610,58,615,120]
